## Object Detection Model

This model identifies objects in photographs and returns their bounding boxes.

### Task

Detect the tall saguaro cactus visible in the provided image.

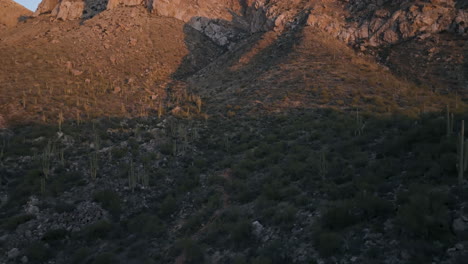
[447,105,454,137]
[458,120,466,185]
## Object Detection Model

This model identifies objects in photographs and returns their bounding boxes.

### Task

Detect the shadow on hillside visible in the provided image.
[1,105,466,263]
[455,0,468,9]
[166,10,310,111]
[81,0,109,20]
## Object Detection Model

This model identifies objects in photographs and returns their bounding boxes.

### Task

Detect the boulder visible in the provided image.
[34,0,60,15]
[54,1,85,20]
[452,217,468,237]
[7,248,20,259]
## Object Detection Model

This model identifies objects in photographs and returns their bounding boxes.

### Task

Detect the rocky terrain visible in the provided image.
[0,0,32,31]
[0,0,468,264]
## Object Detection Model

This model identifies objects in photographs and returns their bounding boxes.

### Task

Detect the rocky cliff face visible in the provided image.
[307,0,467,48]
[33,0,467,49]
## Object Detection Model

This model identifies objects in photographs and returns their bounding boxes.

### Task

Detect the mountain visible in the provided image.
[1,1,468,264]
[0,0,32,30]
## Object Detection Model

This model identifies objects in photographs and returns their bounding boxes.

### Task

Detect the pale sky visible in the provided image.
[14,0,41,11]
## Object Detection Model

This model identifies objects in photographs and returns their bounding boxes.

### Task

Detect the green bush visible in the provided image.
[2,214,35,230]
[84,220,113,240]
[127,213,164,236]
[321,202,358,230]
[397,188,451,240]
[42,228,68,241]
[314,232,342,257]
[92,252,118,264]
[229,219,251,246]
[355,194,393,220]
[26,241,52,263]
[176,239,204,264]
[71,247,91,264]
[93,190,122,219]
[272,202,297,227]
[159,195,177,218]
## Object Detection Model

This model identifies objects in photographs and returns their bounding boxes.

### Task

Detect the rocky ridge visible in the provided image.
[0,0,32,30]
[34,0,467,48]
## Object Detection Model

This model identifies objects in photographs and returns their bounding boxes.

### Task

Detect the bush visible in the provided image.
[26,241,52,263]
[321,202,358,230]
[42,228,68,241]
[92,252,119,264]
[84,220,113,240]
[397,188,451,240]
[272,202,297,227]
[314,231,342,257]
[355,194,393,220]
[71,247,91,264]
[93,190,122,219]
[2,214,35,230]
[127,213,164,236]
[229,219,251,246]
[176,239,204,264]
[159,195,177,218]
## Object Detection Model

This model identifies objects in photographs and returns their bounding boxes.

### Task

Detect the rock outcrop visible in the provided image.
[32,0,467,48]
[0,0,32,29]
[306,0,468,48]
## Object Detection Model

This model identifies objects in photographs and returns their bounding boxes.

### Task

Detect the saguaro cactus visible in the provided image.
[446,105,454,137]
[458,120,466,184]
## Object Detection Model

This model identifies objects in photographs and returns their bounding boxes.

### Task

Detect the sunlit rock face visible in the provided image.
[32,0,468,47]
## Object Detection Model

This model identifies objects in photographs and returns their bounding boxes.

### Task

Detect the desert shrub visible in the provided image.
[160,142,173,155]
[2,214,35,230]
[262,179,284,201]
[127,213,164,236]
[178,173,200,192]
[84,220,113,240]
[396,187,452,240]
[159,195,177,218]
[111,147,127,159]
[42,228,68,241]
[48,172,84,197]
[355,193,393,220]
[92,252,118,264]
[327,182,357,200]
[181,212,204,235]
[26,241,52,263]
[314,231,342,257]
[284,160,307,180]
[193,158,207,168]
[71,247,91,264]
[321,201,358,230]
[256,239,292,264]
[251,256,273,264]
[228,219,251,246]
[93,190,122,219]
[272,202,297,227]
[175,239,204,264]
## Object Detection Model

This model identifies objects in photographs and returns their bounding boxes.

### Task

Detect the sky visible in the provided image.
[14,0,41,11]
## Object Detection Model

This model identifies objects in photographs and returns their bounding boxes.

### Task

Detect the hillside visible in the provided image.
[1,1,468,264]
[0,0,32,30]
